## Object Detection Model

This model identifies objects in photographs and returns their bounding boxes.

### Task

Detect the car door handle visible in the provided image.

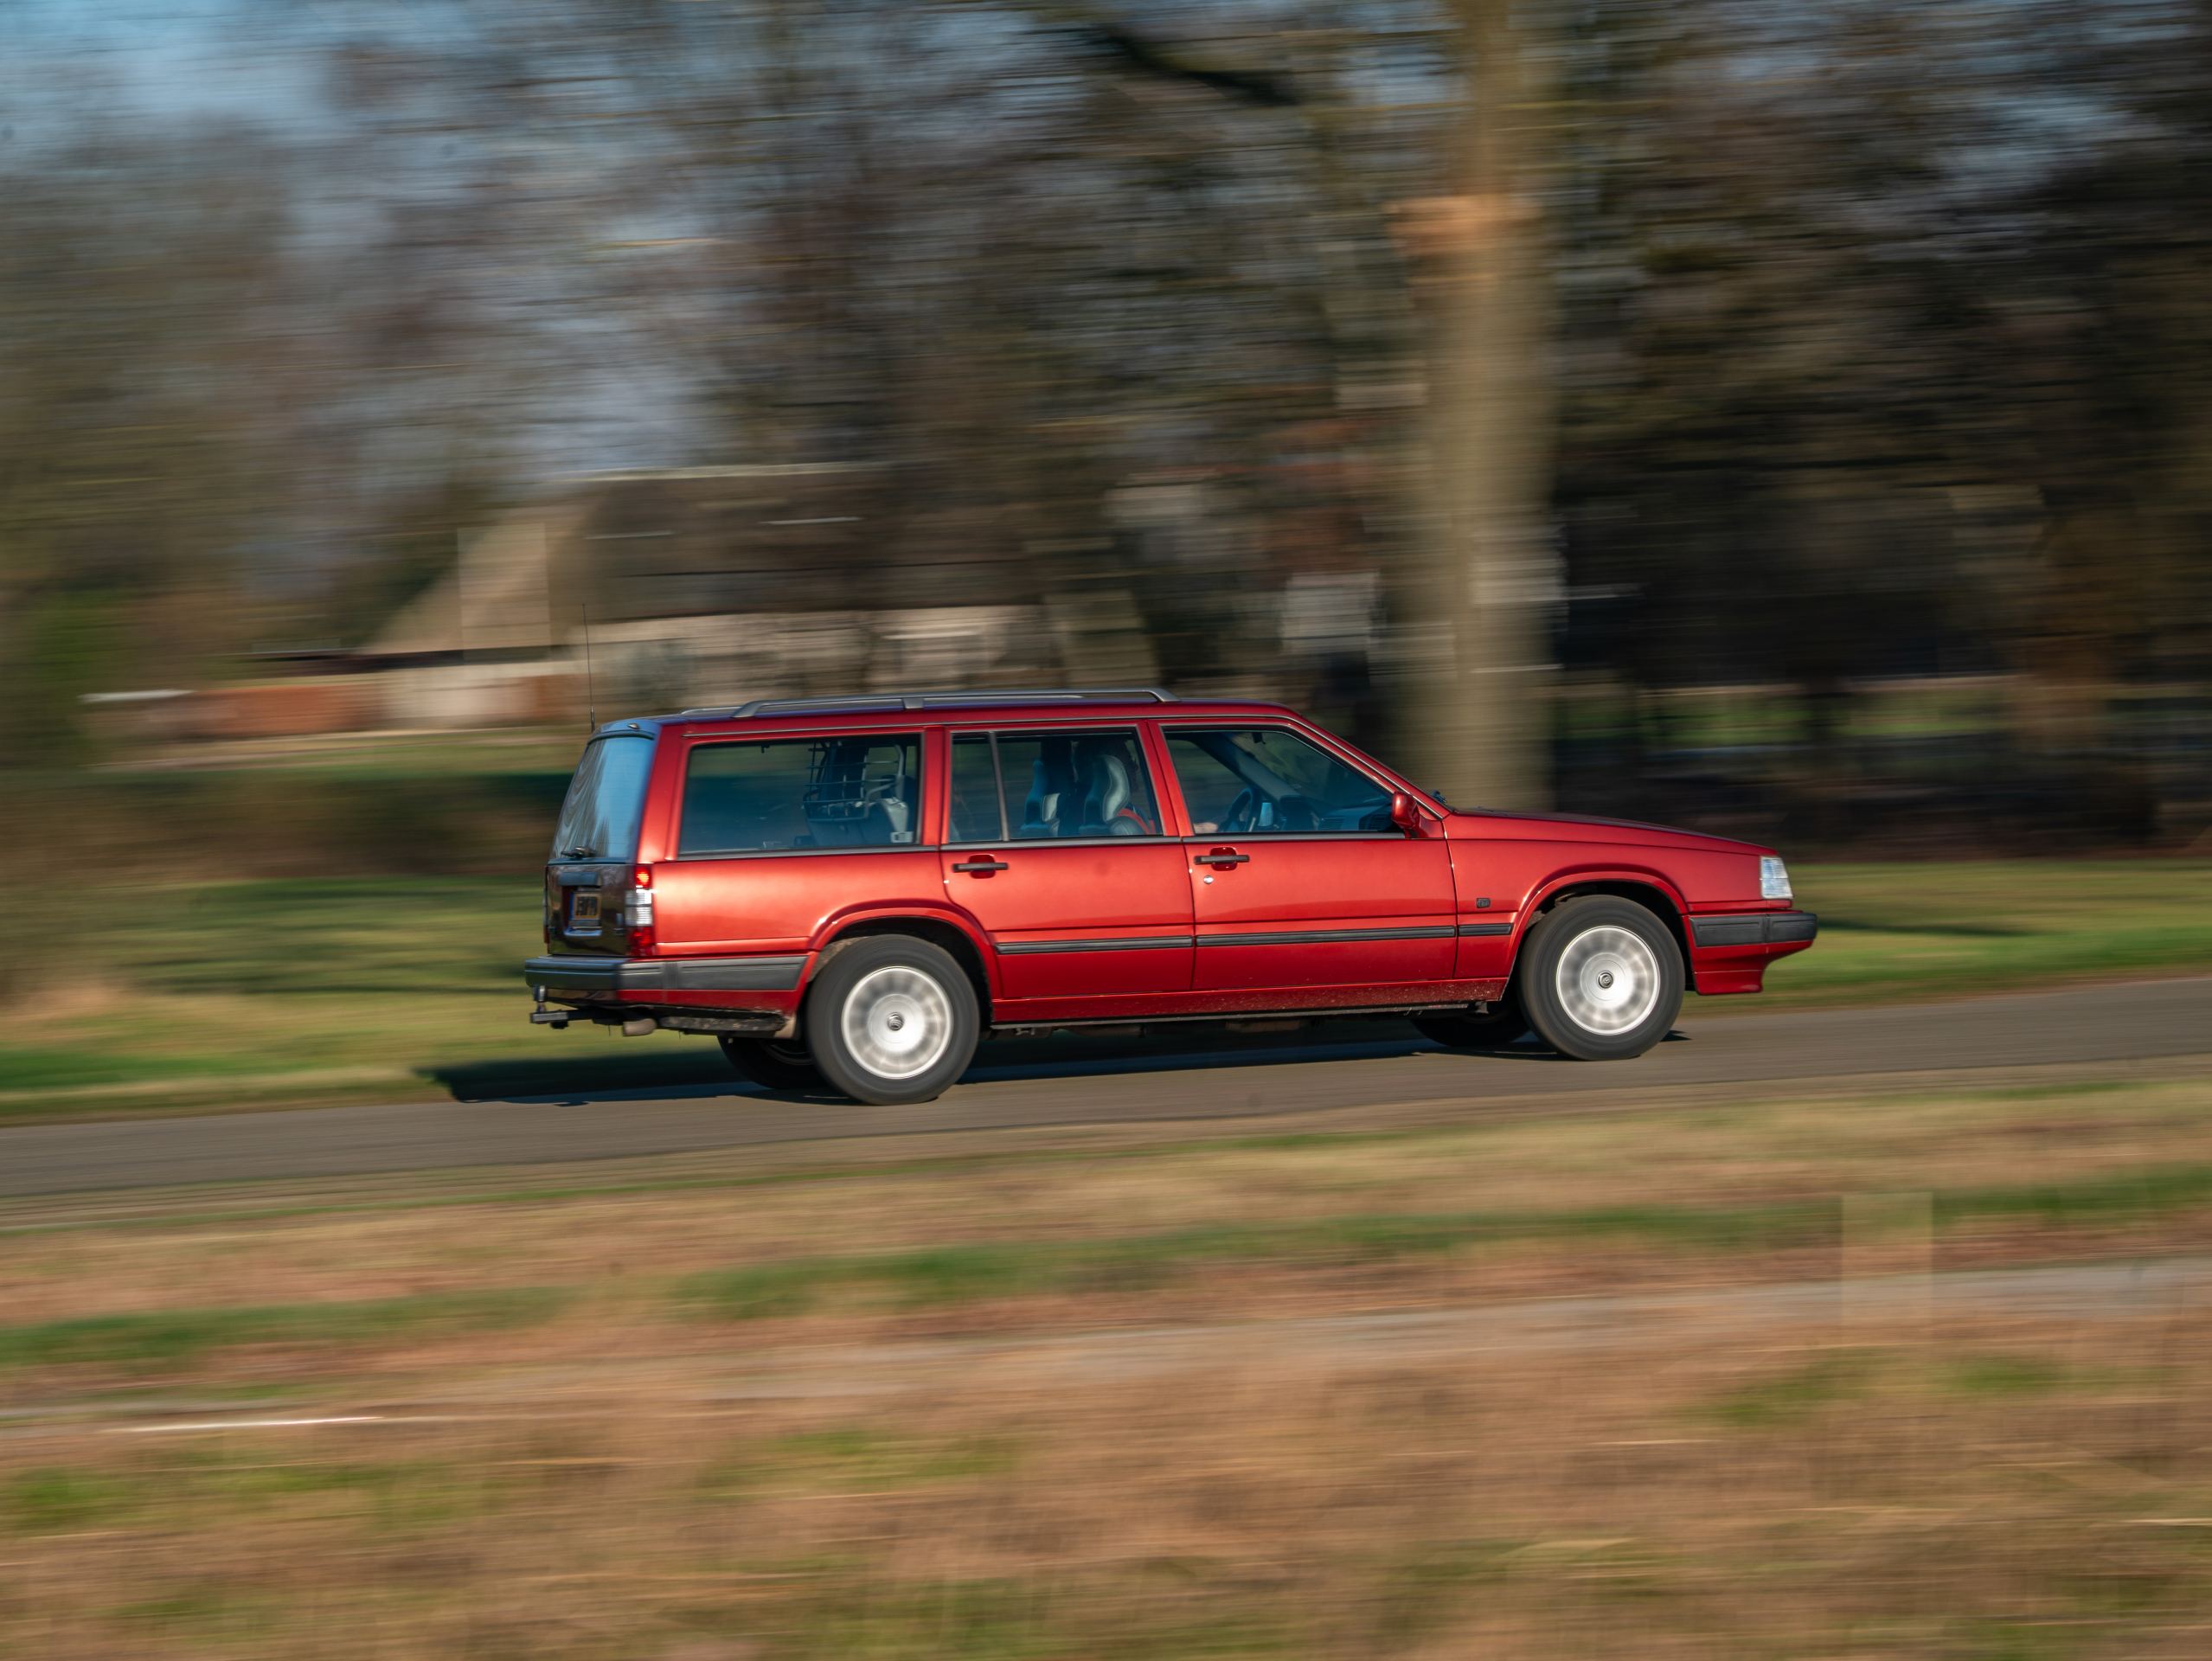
[1193,852,1250,866]
[951,859,1010,874]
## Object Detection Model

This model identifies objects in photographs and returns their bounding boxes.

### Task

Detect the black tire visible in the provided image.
[1517,895,1683,1061]
[1412,993,1529,1049]
[804,936,979,1106]
[718,1035,823,1092]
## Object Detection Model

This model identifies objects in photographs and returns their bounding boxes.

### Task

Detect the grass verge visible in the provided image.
[670,1158,2212,1320]
[7,1144,2208,1363]
[1752,859,2212,1011]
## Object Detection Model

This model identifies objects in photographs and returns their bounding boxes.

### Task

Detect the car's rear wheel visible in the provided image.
[1519,895,1683,1061]
[1412,992,1529,1049]
[805,936,979,1105]
[718,1035,822,1092]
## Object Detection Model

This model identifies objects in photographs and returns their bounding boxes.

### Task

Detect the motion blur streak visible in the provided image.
[1,0,2205,848]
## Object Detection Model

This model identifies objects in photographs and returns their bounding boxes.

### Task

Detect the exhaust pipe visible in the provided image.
[621,1016,657,1037]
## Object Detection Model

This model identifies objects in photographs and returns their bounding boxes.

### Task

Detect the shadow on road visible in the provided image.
[426,1018,1611,1107]
[429,1050,747,1106]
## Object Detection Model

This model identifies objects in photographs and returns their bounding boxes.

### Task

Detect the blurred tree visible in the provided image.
[0,120,282,765]
[10,0,2201,840]
[1397,0,1560,809]
[1547,0,2212,792]
[0,73,538,762]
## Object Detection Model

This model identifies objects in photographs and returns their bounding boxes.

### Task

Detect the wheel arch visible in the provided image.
[1514,875,1693,988]
[811,914,995,1026]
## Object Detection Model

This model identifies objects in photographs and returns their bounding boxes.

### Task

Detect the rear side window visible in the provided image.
[552,734,655,861]
[680,734,922,855]
[946,728,1161,840]
[1165,727,1394,833]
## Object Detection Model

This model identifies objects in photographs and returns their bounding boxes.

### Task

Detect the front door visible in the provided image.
[941,727,1193,1013]
[1164,725,1458,997]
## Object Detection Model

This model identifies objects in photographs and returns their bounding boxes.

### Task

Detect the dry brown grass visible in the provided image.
[6,1311,2211,1659]
[4,1073,2211,1657]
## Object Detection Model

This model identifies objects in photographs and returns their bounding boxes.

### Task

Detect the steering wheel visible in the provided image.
[1221,787,1256,834]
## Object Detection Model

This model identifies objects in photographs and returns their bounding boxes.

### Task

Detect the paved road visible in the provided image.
[5,978,2209,1199]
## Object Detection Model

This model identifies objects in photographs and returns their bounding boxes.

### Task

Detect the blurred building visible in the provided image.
[171,464,1202,736]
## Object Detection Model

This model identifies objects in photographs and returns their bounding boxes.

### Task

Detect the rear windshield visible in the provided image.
[551,734,655,862]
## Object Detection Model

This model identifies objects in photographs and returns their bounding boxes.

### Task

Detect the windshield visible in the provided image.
[551,734,654,861]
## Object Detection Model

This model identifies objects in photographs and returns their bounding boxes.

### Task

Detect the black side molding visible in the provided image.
[523,954,808,994]
[1195,926,1458,947]
[1686,911,1819,948]
[997,936,1195,955]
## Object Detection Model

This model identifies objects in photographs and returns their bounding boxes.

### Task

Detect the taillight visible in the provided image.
[625,863,657,954]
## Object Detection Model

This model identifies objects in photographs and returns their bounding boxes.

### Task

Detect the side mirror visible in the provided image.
[1388,792,1421,834]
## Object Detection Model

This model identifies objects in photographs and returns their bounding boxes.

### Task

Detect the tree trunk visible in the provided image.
[1399,0,1558,811]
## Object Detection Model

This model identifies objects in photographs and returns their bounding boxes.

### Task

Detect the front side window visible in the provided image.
[680,733,922,855]
[552,734,655,861]
[946,728,1161,840]
[1165,727,1395,834]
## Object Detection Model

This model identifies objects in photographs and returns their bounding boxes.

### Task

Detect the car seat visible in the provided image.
[804,741,915,845]
[1076,742,1154,836]
[1017,739,1077,837]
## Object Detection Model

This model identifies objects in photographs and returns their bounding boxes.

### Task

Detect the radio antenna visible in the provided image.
[581,602,598,732]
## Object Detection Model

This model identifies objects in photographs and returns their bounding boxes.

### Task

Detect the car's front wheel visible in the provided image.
[1519,896,1683,1061]
[718,1035,822,1092]
[805,936,980,1105]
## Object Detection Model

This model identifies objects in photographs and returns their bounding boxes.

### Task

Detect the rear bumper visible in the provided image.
[523,954,808,996]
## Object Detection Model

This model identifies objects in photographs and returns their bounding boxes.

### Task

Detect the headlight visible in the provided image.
[1760,856,1792,901]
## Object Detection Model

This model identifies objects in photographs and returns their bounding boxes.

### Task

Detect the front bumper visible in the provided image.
[1686,911,1819,948]
[1683,910,1818,995]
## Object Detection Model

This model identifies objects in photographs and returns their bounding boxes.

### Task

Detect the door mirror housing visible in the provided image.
[1388,792,1421,834]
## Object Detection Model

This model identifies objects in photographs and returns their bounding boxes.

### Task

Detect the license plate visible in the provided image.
[569,892,601,925]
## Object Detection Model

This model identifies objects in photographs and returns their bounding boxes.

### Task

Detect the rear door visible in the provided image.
[940,726,1193,1010]
[651,728,941,956]
[1162,724,1457,997]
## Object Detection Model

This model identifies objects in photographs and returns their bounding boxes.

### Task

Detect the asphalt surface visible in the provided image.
[5,978,2209,1199]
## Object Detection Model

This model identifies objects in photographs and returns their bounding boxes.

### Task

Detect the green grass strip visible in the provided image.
[12,1162,2209,1366]
[0,1286,570,1369]
[674,1209,1831,1319]
[677,1163,2212,1320]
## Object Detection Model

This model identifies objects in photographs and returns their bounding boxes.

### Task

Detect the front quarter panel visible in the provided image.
[1444,814,1798,992]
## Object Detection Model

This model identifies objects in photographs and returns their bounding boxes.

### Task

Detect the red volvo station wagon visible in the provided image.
[524,688,1817,1103]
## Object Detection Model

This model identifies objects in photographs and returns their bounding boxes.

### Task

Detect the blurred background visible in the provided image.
[8,0,2211,875]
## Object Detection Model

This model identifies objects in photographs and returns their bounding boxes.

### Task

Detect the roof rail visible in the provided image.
[679,687,1180,721]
